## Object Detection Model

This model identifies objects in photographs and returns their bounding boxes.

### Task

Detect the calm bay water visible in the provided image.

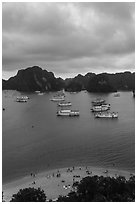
[2,90,135,184]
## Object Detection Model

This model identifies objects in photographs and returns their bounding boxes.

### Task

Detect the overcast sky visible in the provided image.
[2,2,135,79]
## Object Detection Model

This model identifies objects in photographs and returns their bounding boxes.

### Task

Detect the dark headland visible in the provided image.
[2,66,135,93]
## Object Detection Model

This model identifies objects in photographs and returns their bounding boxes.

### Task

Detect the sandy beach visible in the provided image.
[3,166,134,202]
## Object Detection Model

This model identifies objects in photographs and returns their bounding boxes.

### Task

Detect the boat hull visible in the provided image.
[51,98,65,102]
[95,113,118,118]
[16,99,27,102]
[57,110,79,117]
[16,96,28,102]
[91,107,109,112]
[58,103,72,107]
[92,99,105,106]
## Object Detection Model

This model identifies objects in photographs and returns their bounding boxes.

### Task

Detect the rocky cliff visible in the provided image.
[2,66,64,92]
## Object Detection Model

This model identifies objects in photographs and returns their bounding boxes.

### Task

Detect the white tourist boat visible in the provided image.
[69,92,77,94]
[95,112,118,118]
[50,96,65,102]
[101,104,110,108]
[38,92,44,95]
[58,102,72,107]
[16,96,28,102]
[21,96,29,99]
[91,105,109,112]
[114,93,120,97]
[35,91,41,93]
[92,98,106,106]
[57,109,80,116]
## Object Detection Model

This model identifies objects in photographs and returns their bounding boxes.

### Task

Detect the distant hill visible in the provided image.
[86,73,117,92]
[2,66,135,93]
[64,73,95,92]
[2,66,64,92]
[65,71,135,92]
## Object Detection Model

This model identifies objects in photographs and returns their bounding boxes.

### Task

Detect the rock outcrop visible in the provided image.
[2,66,64,92]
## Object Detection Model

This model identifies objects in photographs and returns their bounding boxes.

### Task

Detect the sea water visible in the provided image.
[2,90,135,184]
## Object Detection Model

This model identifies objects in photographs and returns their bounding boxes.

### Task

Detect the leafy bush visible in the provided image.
[10,187,46,202]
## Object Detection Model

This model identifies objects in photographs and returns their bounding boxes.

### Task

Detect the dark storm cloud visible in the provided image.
[2,2,135,78]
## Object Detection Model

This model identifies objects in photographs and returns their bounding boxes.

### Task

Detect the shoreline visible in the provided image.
[3,166,134,202]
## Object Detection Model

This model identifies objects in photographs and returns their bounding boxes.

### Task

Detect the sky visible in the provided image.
[2,2,135,79]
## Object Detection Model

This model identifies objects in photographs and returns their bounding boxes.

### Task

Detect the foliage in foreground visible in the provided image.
[10,187,46,202]
[57,175,135,202]
[9,175,135,202]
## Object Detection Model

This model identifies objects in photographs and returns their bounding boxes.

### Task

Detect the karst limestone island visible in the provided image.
[2,66,135,93]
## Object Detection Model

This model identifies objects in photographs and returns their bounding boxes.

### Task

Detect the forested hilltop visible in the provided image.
[2,66,135,92]
[2,66,64,92]
[65,71,135,92]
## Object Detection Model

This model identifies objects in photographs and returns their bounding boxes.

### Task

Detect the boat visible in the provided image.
[58,102,72,107]
[16,96,28,102]
[21,96,29,99]
[38,92,44,95]
[70,92,77,94]
[114,93,120,97]
[35,91,41,93]
[91,105,109,112]
[101,104,110,108]
[95,112,118,118]
[57,109,80,116]
[93,103,110,108]
[92,98,105,106]
[50,96,65,102]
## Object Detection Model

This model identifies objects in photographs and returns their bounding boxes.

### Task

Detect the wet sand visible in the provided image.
[3,166,134,202]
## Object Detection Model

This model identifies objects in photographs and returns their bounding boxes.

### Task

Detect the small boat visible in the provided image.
[95,112,118,118]
[16,96,28,102]
[101,104,110,108]
[21,96,29,99]
[91,106,109,112]
[35,91,41,93]
[114,93,120,97]
[92,98,105,106]
[93,103,110,108]
[58,102,72,107]
[38,92,44,95]
[50,96,65,102]
[70,92,77,94]
[57,109,80,116]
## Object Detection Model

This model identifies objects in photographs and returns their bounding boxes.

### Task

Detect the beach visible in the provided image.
[3,166,134,202]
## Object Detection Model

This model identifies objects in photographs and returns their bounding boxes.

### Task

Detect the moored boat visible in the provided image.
[16,96,28,102]
[95,112,118,118]
[38,92,44,95]
[35,91,41,93]
[114,93,120,97]
[101,104,110,108]
[57,109,80,116]
[91,105,109,112]
[69,92,77,94]
[58,102,72,107]
[92,98,105,106]
[50,96,65,102]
